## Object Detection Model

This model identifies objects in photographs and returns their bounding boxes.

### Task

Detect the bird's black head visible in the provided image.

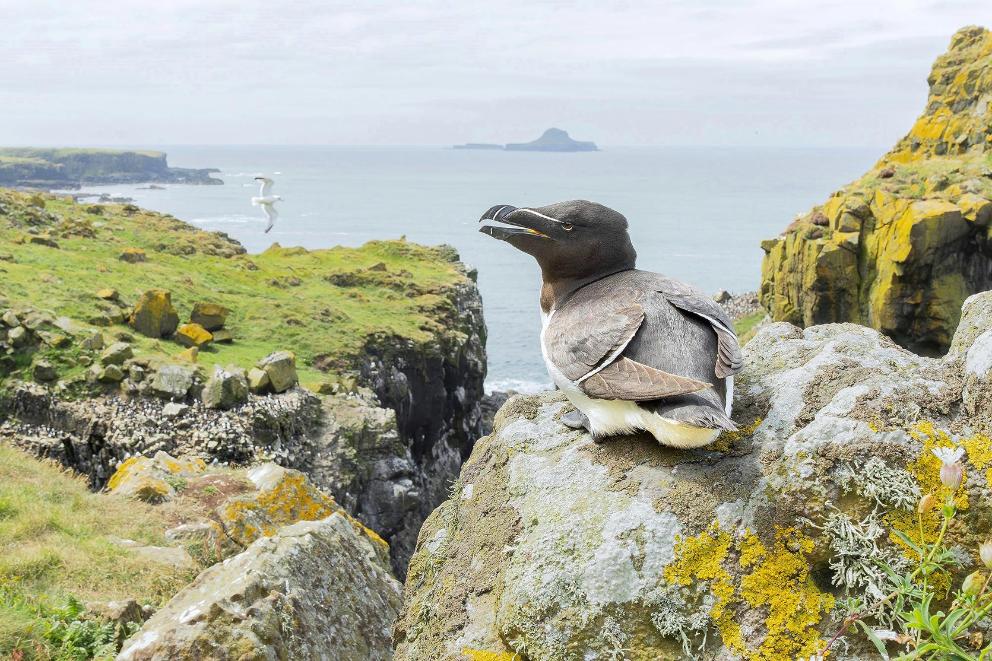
[478,200,637,282]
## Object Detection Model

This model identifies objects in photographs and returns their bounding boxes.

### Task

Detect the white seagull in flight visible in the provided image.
[251,176,282,233]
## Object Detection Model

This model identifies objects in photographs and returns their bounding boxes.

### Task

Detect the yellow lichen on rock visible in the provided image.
[461,650,522,661]
[664,524,833,660]
[737,529,834,661]
[106,451,206,503]
[760,26,992,354]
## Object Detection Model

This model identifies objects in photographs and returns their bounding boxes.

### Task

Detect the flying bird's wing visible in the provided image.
[653,277,743,378]
[261,202,278,233]
[256,177,273,196]
[546,288,709,401]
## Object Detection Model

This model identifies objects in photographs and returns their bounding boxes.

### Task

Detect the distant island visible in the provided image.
[0,147,222,189]
[454,128,598,152]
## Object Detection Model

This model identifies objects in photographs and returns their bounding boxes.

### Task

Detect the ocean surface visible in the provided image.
[75,145,879,392]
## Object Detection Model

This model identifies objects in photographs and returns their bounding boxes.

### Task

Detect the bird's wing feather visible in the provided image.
[546,290,645,382]
[581,356,710,401]
[257,177,273,196]
[261,203,278,221]
[657,281,743,378]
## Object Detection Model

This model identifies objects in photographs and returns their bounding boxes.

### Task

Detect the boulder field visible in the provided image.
[760,26,992,356]
[395,292,992,660]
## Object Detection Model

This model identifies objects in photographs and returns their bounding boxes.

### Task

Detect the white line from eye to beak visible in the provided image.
[512,208,563,224]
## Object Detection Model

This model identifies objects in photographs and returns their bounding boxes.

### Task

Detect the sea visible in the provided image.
[73,145,880,392]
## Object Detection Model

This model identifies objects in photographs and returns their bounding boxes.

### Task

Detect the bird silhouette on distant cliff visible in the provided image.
[251,176,281,233]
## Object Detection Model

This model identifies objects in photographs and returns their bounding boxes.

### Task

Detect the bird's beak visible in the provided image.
[478,205,549,240]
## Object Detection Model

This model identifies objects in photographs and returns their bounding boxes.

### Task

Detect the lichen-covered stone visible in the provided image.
[116,514,401,661]
[173,322,212,348]
[200,365,248,410]
[216,463,388,560]
[107,451,206,503]
[760,27,992,355]
[119,247,147,263]
[129,289,179,339]
[396,293,992,661]
[189,302,229,331]
[257,350,298,393]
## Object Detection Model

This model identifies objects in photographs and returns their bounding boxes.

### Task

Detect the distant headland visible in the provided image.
[0,147,222,189]
[454,128,598,152]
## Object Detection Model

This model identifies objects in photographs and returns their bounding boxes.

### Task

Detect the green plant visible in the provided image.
[819,448,992,659]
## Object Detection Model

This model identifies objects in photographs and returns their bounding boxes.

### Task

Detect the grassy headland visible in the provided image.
[0,188,472,392]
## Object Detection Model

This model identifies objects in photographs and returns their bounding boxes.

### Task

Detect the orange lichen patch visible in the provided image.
[106,452,206,502]
[960,432,992,486]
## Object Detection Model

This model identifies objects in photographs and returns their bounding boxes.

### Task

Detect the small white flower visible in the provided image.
[931,446,965,466]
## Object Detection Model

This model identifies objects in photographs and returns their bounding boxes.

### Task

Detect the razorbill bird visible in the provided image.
[478,200,742,448]
[251,176,282,233]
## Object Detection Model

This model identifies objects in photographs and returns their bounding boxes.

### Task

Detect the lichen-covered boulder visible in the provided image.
[189,302,229,331]
[129,289,179,338]
[200,365,248,410]
[173,322,212,348]
[217,463,389,560]
[395,293,992,661]
[116,514,402,661]
[119,247,147,263]
[107,451,206,503]
[759,26,992,355]
[257,350,298,393]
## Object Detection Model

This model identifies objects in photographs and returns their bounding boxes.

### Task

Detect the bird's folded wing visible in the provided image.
[546,293,645,382]
[657,281,743,379]
[580,356,710,401]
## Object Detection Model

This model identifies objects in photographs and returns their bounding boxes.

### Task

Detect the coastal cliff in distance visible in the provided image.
[0,147,222,188]
[455,127,598,152]
[759,26,992,355]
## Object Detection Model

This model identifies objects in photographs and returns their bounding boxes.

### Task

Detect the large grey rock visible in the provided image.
[117,514,402,661]
[395,293,992,661]
[257,350,298,393]
[200,365,248,410]
[147,365,195,400]
[100,341,133,366]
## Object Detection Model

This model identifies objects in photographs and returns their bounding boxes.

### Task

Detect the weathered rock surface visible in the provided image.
[189,302,229,331]
[760,26,992,355]
[395,292,992,660]
[116,514,401,661]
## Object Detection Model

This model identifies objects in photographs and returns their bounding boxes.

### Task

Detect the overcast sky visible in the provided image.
[2,0,989,147]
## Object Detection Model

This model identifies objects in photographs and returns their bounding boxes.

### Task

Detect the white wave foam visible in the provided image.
[189,214,258,225]
[485,378,552,395]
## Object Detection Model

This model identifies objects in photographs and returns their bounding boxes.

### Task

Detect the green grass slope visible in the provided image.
[0,445,195,660]
[0,188,471,390]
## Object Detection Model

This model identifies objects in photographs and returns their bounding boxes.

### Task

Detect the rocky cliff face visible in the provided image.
[759,26,992,355]
[395,292,992,660]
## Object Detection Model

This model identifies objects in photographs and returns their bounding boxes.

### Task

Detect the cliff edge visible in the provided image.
[759,26,992,355]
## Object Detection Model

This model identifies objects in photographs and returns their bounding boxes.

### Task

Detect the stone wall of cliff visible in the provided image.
[759,26,992,355]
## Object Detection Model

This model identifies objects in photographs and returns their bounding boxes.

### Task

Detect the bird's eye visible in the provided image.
[562,222,574,231]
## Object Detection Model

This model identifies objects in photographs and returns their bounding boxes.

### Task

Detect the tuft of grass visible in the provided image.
[734,310,767,344]
[0,444,196,658]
